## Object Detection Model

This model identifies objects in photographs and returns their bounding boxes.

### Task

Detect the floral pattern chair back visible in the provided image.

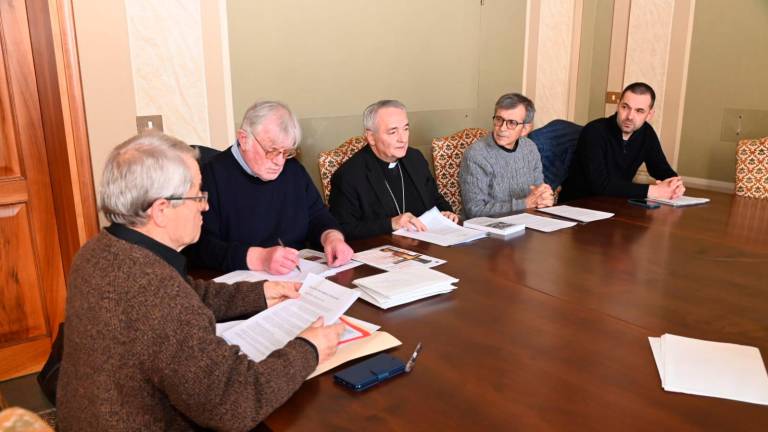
[431,128,489,215]
[318,136,368,203]
[735,137,768,199]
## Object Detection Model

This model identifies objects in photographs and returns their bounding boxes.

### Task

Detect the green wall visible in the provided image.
[678,0,768,182]
[227,0,526,189]
[574,0,613,125]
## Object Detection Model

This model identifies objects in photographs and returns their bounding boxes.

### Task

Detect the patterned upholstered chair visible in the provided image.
[318,135,368,203]
[735,136,768,199]
[431,128,489,216]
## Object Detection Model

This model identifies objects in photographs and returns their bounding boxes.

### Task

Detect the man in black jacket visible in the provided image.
[559,82,685,202]
[329,100,457,240]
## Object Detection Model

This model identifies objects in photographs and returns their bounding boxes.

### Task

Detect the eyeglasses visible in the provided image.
[249,132,298,160]
[165,191,208,205]
[492,115,528,130]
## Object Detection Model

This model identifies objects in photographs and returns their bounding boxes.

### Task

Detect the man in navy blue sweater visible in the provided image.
[187,101,353,273]
[559,82,685,202]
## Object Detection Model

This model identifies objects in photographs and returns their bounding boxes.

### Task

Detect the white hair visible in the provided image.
[100,132,198,226]
[363,100,407,132]
[240,101,302,147]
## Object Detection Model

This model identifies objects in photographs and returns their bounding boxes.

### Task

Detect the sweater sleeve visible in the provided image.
[141,276,317,431]
[301,165,341,247]
[643,127,678,181]
[187,278,268,321]
[329,166,392,240]
[579,126,649,199]
[459,147,525,218]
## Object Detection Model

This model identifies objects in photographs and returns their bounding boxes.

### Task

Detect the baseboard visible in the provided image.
[633,172,735,194]
[681,176,735,194]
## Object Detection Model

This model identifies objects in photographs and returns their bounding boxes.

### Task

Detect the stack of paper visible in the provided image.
[537,205,614,222]
[649,196,710,207]
[498,213,576,233]
[353,267,458,309]
[464,216,525,236]
[353,245,445,271]
[393,207,486,246]
[221,274,358,362]
[213,249,362,284]
[648,334,768,405]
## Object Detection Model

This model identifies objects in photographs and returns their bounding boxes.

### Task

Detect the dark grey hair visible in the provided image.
[363,100,407,132]
[100,132,198,226]
[494,93,536,124]
[240,101,302,147]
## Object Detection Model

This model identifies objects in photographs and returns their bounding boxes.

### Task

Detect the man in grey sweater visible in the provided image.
[459,93,554,218]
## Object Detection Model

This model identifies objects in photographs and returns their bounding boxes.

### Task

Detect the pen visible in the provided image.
[405,342,422,373]
[277,238,302,273]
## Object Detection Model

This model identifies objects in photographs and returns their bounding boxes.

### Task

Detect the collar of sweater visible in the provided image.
[106,223,188,278]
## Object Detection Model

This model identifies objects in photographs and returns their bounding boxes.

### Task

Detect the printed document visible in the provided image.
[499,213,576,233]
[213,249,362,284]
[222,274,358,362]
[537,205,614,223]
[648,333,768,405]
[648,196,710,207]
[393,207,486,246]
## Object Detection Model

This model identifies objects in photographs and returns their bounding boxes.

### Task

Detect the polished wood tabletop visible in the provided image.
[265,189,768,431]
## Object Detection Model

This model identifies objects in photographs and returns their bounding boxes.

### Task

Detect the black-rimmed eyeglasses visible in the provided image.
[492,115,528,129]
[164,191,209,204]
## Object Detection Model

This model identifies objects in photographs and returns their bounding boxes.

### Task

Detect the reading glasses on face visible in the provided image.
[165,191,209,204]
[492,115,528,130]
[249,132,298,160]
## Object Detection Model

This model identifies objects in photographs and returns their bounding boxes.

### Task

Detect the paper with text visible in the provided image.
[537,205,614,223]
[499,213,576,232]
[213,249,362,284]
[393,207,486,246]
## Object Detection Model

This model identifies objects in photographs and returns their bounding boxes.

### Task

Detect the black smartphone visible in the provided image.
[334,353,406,391]
[628,198,661,209]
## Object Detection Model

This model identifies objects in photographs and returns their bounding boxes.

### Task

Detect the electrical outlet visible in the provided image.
[136,115,163,133]
[605,91,621,104]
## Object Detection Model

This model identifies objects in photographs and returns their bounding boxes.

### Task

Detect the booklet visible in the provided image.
[648,196,710,207]
[393,207,486,246]
[464,216,526,236]
[353,245,446,271]
[498,213,577,233]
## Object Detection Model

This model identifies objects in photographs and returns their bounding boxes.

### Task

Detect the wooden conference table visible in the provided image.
[264,189,768,431]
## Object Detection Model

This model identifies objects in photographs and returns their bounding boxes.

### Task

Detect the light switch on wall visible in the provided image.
[136,115,163,133]
[720,109,768,142]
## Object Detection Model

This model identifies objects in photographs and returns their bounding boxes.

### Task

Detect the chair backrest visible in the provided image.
[318,136,368,203]
[528,119,583,190]
[431,128,489,216]
[735,136,768,199]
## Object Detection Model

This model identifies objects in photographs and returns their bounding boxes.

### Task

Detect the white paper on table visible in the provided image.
[393,207,486,246]
[648,196,710,207]
[222,274,358,362]
[648,337,664,383]
[213,249,362,284]
[648,334,768,406]
[537,205,614,223]
[353,244,446,271]
[499,213,576,233]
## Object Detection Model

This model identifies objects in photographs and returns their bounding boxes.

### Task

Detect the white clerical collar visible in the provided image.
[388,161,399,169]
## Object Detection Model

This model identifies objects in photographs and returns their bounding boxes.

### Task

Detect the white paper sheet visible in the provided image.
[213,249,363,284]
[393,207,486,246]
[648,196,710,207]
[222,274,358,362]
[499,213,577,233]
[648,334,768,406]
[537,205,614,223]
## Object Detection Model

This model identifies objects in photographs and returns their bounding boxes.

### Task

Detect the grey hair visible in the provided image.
[240,101,302,147]
[495,93,536,124]
[100,132,198,227]
[363,100,407,132]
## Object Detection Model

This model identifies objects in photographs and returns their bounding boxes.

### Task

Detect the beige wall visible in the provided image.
[677,0,768,182]
[227,0,527,187]
[574,0,612,125]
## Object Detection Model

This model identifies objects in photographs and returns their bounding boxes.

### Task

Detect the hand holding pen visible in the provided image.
[278,238,302,273]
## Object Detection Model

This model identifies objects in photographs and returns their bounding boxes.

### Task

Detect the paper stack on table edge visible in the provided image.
[648,333,768,405]
[353,266,458,309]
[537,205,614,223]
[648,196,710,207]
[393,207,486,246]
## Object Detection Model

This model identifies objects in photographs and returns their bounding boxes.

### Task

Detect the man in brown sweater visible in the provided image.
[57,132,344,431]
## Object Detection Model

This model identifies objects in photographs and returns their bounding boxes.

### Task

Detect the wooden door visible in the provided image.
[0,0,67,380]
